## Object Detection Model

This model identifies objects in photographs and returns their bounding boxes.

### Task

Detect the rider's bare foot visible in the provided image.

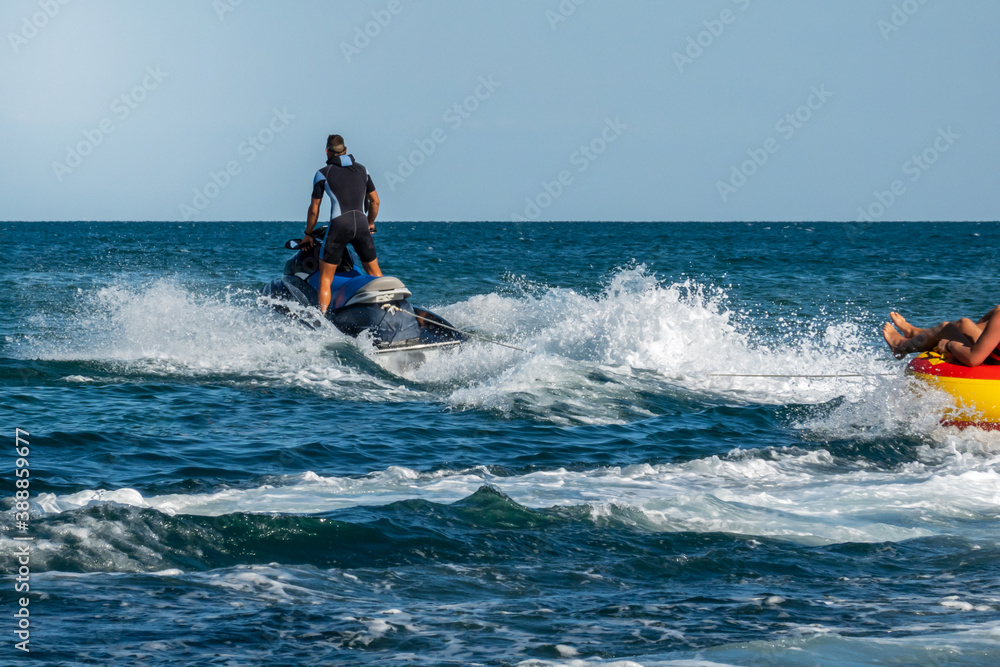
[889,312,919,338]
[882,322,908,359]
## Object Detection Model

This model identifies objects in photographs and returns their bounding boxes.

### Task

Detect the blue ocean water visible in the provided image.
[2,221,999,666]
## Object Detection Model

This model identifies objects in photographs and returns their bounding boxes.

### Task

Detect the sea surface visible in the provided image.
[2,221,1000,666]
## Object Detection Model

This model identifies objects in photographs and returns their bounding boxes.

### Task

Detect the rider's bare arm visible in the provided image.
[366,189,380,231]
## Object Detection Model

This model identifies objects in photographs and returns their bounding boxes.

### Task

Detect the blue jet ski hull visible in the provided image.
[261,234,464,353]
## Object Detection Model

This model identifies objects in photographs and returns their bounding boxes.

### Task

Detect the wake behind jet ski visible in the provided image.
[261,226,465,353]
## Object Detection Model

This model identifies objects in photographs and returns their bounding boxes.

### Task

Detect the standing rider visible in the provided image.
[302,134,382,315]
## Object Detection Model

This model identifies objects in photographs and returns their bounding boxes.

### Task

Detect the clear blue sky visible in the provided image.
[3,0,998,222]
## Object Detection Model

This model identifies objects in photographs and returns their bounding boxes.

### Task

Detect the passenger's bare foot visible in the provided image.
[889,312,919,338]
[882,323,908,359]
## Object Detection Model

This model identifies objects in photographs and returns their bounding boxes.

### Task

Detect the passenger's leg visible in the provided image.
[892,311,990,340]
[889,312,924,338]
[362,258,383,277]
[318,260,336,315]
[883,319,978,359]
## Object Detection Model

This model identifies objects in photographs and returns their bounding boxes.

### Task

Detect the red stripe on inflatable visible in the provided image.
[907,352,1000,380]
[941,420,1000,431]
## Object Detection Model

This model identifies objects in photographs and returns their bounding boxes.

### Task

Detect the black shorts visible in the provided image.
[319,210,376,267]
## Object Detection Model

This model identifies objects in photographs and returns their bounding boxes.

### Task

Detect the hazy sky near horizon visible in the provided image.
[3,0,999,222]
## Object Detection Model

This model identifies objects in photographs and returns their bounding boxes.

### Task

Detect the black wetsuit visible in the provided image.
[312,154,377,267]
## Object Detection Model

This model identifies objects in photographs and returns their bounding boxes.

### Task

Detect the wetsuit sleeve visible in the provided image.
[366,173,375,194]
[312,170,326,200]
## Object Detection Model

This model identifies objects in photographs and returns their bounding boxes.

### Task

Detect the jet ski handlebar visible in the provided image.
[284,226,329,250]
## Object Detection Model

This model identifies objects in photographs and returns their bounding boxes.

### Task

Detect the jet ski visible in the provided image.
[261,226,465,353]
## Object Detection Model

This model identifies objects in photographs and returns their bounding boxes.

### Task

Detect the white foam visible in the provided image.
[30,447,1000,546]
[417,268,900,421]
[15,268,1000,460]
[941,597,975,612]
[555,645,580,658]
[206,567,317,604]
[517,661,653,667]
[689,620,1000,666]
[19,279,418,401]
[149,569,184,577]
[14,269,967,434]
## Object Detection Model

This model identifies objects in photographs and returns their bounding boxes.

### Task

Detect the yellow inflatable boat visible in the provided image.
[907,351,1000,429]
